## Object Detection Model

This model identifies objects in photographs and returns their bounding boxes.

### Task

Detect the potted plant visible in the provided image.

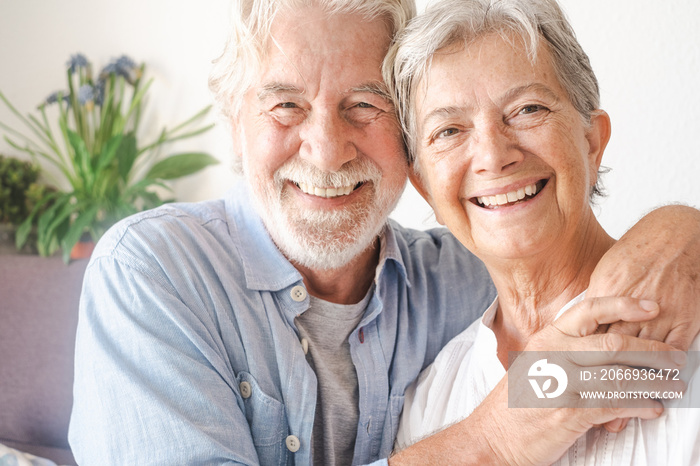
[0,53,219,262]
[0,154,54,254]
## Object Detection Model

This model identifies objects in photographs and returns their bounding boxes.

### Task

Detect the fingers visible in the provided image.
[605,320,642,337]
[602,417,629,433]
[528,326,687,368]
[661,325,695,352]
[588,403,664,425]
[607,319,672,347]
[553,297,659,338]
[562,334,686,368]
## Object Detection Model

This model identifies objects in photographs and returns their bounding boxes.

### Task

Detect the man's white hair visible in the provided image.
[209,0,416,121]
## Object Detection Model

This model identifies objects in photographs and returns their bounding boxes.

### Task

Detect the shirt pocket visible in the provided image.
[237,371,290,465]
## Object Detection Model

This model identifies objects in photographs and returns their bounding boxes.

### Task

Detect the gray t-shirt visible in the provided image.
[295,288,373,466]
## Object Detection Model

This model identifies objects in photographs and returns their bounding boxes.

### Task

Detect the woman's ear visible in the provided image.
[586,110,612,183]
[409,166,445,225]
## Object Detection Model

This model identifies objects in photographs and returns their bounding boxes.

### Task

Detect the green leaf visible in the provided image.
[15,216,34,249]
[60,204,99,263]
[96,133,124,172]
[144,152,218,181]
[36,195,74,254]
[123,177,159,197]
[67,129,91,185]
[15,192,59,249]
[117,133,138,181]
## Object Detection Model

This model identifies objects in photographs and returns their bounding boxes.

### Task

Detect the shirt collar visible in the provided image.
[375,219,410,288]
[225,182,303,292]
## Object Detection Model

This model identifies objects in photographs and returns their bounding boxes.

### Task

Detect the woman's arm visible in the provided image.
[388,298,685,465]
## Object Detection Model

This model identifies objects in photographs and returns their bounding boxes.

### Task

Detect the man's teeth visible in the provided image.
[297,182,356,198]
[477,183,539,207]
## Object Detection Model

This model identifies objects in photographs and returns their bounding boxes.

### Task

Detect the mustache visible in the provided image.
[274,157,381,188]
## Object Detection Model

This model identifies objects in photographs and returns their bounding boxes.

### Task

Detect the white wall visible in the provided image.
[1,0,698,238]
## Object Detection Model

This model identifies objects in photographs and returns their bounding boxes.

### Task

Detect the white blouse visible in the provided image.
[396,296,700,465]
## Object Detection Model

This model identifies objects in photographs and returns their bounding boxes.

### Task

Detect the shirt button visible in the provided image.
[290,285,307,302]
[286,435,301,452]
[239,381,252,399]
[301,338,309,355]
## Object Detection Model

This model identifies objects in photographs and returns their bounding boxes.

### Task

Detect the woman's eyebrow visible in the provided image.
[500,83,561,104]
[421,106,465,129]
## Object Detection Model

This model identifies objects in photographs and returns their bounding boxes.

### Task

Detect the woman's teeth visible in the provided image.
[477,182,541,208]
[296,182,358,198]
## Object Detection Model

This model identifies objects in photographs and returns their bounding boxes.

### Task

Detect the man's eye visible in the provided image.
[278,102,298,109]
[355,102,374,109]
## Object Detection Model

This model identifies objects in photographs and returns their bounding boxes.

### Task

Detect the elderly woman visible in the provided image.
[388,0,699,464]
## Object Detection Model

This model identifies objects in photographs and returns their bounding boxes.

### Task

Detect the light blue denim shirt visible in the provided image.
[69,182,495,465]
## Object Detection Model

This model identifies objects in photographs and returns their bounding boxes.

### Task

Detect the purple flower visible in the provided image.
[43,91,70,106]
[99,55,140,84]
[44,91,61,105]
[115,55,137,74]
[99,62,118,78]
[94,81,106,106]
[67,53,89,74]
[77,85,95,105]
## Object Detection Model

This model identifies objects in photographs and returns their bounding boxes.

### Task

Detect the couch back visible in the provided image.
[0,254,88,465]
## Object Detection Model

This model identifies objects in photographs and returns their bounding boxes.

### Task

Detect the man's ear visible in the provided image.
[230,118,243,160]
[409,166,445,225]
[586,110,612,184]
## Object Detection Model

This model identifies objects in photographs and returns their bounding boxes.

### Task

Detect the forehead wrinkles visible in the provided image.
[268,8,391,60]
[417,35,562,120]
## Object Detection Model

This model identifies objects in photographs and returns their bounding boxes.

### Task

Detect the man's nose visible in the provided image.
[298,111,357,172]
[469,123,523,174]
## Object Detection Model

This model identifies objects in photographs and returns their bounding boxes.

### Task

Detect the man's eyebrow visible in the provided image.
[348,82,391,101]
[257,83,304,100]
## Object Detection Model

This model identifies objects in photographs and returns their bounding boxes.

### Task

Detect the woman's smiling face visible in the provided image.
[411,32,609,262]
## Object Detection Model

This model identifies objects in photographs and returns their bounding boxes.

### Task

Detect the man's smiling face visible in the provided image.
[235,5,408,270]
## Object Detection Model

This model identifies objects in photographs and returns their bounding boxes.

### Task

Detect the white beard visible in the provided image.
[244,156,405,271]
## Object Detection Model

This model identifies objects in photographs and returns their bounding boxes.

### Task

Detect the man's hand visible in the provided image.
[588,205,700,350]
[389,297,685,465]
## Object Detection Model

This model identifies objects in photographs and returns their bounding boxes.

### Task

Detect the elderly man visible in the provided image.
[69,0,700,464]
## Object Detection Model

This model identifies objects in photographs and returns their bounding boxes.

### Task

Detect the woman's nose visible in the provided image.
[469,123,523,175]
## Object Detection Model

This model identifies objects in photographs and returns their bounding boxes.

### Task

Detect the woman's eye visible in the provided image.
[355,102,374,109]
[438,127,459,138]
[519,104,546,115]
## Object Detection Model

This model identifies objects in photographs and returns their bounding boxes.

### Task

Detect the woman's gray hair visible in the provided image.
[385,0,606,198]
[209,0,416,120]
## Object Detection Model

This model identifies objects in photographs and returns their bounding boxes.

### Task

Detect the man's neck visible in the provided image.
[293,239,380,305]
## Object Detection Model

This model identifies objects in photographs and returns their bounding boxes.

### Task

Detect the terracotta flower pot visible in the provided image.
[70,240,95,260]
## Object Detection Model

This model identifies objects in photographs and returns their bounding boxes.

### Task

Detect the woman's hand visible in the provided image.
[390,297,685,465]
[588,205,700,350]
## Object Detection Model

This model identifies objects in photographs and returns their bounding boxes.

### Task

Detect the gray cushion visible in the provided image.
[0,254,88,466]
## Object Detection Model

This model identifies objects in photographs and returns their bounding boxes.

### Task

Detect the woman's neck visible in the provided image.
[487,219,616,367]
